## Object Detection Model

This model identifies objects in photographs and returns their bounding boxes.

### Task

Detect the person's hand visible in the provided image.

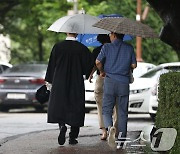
[100,71,106,78]
[45,81,52,91]
[88,75,93,83]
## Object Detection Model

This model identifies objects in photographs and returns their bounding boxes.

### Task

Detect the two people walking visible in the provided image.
[88,34,118,140]
[95,32,137,148]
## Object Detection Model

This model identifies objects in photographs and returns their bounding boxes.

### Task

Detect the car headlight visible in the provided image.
[130,88,150,94]
[151,84,158,96]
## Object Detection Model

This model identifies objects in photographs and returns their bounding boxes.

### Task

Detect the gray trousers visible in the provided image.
[94,75,118,130]
[102,76,129,138]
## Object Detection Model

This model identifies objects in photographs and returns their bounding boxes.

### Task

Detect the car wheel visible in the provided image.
[150,113,156,121]
[0,106,10,112]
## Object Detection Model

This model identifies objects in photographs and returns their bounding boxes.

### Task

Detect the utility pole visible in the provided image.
[136,0,143,62]
[67,0,78,15]
[73,0,78,14]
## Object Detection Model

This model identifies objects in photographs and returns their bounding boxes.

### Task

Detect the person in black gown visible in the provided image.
[45,33,93,145]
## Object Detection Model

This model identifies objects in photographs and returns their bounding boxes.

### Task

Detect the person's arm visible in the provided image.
[96,59,105,77]
[130,61,136,84]
[88,66,97,83]
[96,45,106,77]
[131,47,137,70]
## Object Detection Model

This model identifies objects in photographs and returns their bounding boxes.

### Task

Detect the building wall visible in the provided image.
[0,34,11,62]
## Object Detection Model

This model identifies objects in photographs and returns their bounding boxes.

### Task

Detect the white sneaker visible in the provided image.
[107,126,117,150]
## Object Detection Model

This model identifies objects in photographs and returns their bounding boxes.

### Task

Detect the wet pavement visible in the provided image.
[0,126,157,154]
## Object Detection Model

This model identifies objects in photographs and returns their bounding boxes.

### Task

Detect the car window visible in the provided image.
[140,67,162,79]
[1,65,10,71]
[5,64,47,73]
[0,66,3,74]
[147,66,155,71]
[163,66,180,71]
[141,65,180,79]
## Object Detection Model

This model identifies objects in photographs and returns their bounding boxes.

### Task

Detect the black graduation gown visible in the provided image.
[45,40,93,127]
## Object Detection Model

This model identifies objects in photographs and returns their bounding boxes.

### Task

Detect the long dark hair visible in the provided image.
[114,33,124,40]
[97,34,111,44]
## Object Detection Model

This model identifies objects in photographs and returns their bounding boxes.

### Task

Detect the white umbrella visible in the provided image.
[47,14,109,34]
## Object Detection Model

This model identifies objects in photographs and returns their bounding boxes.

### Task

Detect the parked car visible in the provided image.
[133,62,156,78]
[0,63,47,112]
[129,62,180,120]
[84,62,156,112]
[0,62,12,73]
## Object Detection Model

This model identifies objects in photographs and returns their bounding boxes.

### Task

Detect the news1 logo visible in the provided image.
[151,128,177,151]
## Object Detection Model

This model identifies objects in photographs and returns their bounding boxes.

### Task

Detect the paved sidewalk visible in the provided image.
[0,126,155,154]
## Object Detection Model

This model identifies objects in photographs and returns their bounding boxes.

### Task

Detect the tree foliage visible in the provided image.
[0,0,70,64]
[0,0,178,65]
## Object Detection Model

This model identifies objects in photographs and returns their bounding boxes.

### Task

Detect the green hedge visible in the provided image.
[155,72,180,153]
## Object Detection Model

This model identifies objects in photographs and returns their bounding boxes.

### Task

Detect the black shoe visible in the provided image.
[58,126,67,145]
[69,138,78,145]
[116,139,125,149]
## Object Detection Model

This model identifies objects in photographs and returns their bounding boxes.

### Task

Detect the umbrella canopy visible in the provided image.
[77,14,133,47]
[47,14,109,34]
[77,34,100,47]
[93,17,158,38]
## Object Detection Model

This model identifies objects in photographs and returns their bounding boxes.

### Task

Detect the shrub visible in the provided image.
[155,72,180,153]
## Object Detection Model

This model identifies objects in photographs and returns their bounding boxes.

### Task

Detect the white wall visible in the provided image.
[0,34,11,62]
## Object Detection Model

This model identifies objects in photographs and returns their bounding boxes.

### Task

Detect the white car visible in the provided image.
[84,62,156,112]
[129,62,180,120]
[133,62,156,78]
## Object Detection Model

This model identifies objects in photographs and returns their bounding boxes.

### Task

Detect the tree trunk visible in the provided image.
[38,34,43,61]
[176,50,180,61]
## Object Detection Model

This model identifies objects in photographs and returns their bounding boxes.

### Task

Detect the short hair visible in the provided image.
[114,33,124,40]
[97,34,111,44]
[68,33,77,35]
